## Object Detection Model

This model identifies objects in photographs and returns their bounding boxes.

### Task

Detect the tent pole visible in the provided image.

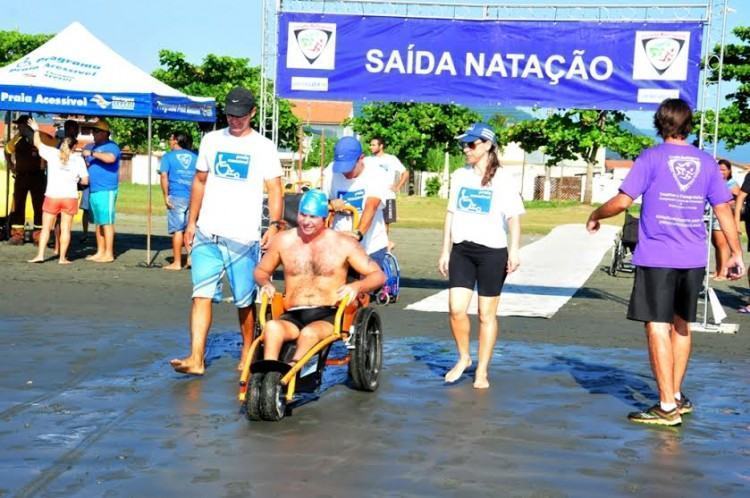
[146,116,153,267]
[4,112,10,226]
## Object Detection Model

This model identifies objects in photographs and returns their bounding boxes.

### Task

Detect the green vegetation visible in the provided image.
[117,183,168,217]
[700,25,750,150]
[350,102,481,170]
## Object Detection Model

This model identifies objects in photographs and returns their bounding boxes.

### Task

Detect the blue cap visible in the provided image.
[332,136,363,174]
[298,188,329,218]
[456,122,497,144]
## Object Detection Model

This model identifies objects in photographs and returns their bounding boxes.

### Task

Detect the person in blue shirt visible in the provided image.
[81,118,121,263]
[159,131,198,270]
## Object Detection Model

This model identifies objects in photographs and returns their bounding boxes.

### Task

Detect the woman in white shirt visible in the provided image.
[27,118,88,264]
[438,123,524,389]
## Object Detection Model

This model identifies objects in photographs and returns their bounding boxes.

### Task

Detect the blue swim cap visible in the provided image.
[298,188,329,218]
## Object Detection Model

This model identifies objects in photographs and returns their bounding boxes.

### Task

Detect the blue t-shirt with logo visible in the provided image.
[84,141,121,192]
[159,149,197,199]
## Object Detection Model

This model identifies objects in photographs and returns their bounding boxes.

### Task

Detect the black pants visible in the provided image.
[10,172,46,228]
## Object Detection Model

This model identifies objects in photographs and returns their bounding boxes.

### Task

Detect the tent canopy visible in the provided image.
[0,22,215,122]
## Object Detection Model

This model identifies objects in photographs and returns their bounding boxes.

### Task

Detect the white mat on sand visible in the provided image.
[405,223,619,318]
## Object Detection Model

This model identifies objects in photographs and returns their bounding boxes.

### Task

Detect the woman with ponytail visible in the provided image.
[437,122,525,389]
[26,118,88,264]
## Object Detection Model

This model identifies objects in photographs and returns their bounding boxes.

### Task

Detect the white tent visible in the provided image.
[0,21,214,121]
[0,22,215,265]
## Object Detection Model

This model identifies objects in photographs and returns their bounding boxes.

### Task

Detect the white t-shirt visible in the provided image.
[364,153,406,200]
[196,129,282,243]
[38,143,88,199]
[448,166,525,249]
[323,163,389,254]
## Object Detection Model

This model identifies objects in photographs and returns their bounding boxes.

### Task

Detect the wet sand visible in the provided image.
[1,217,749,497]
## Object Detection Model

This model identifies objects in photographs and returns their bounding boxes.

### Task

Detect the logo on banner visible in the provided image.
[92,94,111,109]
[668,155,701,192]
[286,22,336,70]
[633,31,691,81]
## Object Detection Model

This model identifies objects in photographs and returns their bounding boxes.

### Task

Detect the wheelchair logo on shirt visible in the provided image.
[214,152,250,180]
[336,189,365,211]
[456,187,492,214]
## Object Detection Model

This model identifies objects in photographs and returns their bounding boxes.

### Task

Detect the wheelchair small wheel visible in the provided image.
[375,290,389,305]
[348,307,383,392]
[259,371,286,421]
[245,373,264,421]
[609,239,622,276]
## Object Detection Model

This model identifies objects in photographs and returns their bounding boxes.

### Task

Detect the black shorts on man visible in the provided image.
[279,306,338,330]
[383,198,397,224]
[448,241,508,297]
[627,266,705,323]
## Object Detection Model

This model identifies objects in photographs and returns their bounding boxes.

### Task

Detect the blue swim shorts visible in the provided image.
[190,230,259,308]
[89,189,118,225]
[167,196,190,234]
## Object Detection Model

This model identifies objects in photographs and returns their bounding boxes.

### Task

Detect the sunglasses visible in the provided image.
[463,139,486,150]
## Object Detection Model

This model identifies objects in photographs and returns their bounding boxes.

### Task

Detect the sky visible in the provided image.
[3,0,749,159]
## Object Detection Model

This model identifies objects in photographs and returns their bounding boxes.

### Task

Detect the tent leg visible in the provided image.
[146,116,153,267]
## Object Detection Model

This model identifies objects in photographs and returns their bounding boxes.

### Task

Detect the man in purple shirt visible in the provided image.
[587,98,744,427]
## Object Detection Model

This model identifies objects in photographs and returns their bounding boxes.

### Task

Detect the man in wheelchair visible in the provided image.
[253,189,385,365]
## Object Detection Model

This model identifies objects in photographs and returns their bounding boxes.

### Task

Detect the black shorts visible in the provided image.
[384,199,397,224]
[627,266,705,323]
[448,241,508,297]
[279,306,337,330]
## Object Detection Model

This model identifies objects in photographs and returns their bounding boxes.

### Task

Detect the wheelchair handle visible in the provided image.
[326,203,360,233]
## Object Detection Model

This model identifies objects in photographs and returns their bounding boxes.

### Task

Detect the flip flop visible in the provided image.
[737,305,750,314]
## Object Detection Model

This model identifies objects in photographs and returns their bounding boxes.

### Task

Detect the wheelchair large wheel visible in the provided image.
[259,371,287,421]
[348,307,383,392]
[609,239,622,276]
[245,373,264,421]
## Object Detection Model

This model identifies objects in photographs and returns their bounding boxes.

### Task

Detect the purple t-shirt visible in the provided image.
[619,142,731,269]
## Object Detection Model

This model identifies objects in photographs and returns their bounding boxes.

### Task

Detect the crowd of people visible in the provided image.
[3,89,746,428]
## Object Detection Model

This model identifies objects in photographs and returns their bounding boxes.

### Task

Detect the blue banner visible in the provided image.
[277,13,703,110]
[0,85,215,122]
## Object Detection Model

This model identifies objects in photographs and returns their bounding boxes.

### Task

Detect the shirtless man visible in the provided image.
[254,189,385,364]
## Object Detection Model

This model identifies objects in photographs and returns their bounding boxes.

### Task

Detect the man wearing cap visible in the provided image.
[170,86,283,376]
[4,115,49,245]
[366,137,408,247]
[81,118,121,263]
[323,136,390,267]
[255,189,385,364]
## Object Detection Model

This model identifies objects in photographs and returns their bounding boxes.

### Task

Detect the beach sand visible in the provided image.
[1,217,748,497]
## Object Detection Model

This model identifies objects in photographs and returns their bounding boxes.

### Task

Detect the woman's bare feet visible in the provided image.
[58,258,72,265]
[163,262,182,271]
[170,358,205,375]
[27,256,45,263]
[473,372,490,389]
[445,357,472,383]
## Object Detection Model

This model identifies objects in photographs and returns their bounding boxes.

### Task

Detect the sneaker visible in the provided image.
[628,404,682,426]
[676,395,693,415]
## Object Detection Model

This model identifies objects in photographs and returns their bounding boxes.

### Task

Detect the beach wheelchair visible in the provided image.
[328,203,401,305]
[237,292,383,422]
[609,211,639,276]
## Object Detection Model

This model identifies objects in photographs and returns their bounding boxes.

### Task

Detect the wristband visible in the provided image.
[355,230,364,241]
[269,220,284,229]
